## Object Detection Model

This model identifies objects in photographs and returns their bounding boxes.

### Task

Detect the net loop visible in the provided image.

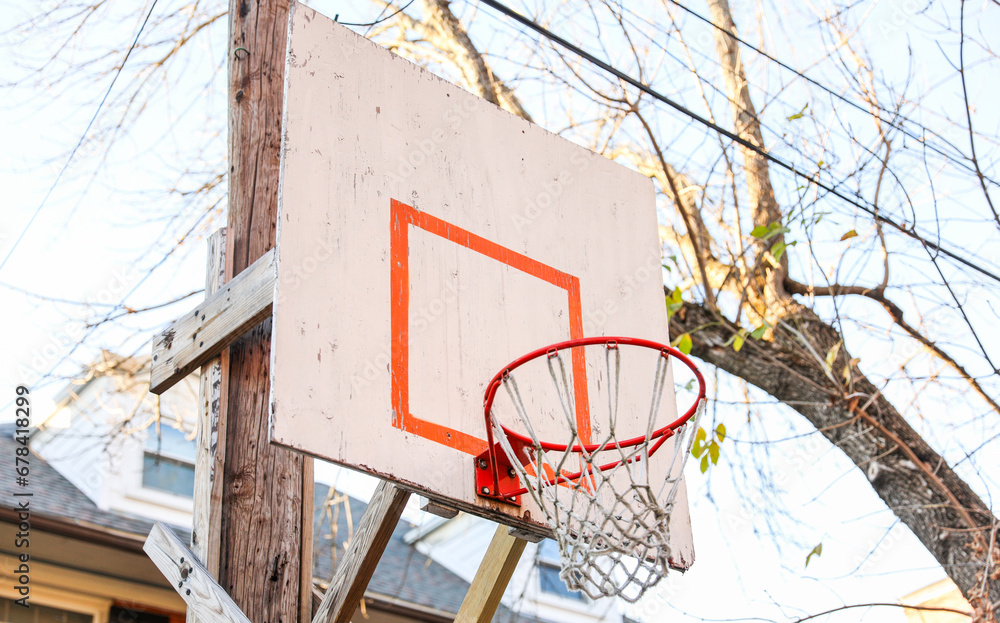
[482,336,706,602]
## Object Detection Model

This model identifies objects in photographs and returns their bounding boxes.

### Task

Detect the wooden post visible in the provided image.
[453,525,527,623]
[189,229,228,623]
[221,0,313,620]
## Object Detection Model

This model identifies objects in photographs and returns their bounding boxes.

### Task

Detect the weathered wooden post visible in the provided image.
[221,1,313,620]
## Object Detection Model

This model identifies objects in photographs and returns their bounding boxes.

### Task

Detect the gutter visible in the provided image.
[0,507,148,553]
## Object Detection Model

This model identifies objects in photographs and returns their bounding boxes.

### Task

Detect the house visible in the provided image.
[0,419,187,623]
[5,354,629,622]
[899,578,974,622]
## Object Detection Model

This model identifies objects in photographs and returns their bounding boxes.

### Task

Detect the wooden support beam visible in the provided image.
[190,229,229,591]
[453,525,527,623]
[144,523,251,623]
[220,1,311,621]
[312,481,411,623]
[300,458,315,623]
[149,247,275,395]
[418,496,458,519]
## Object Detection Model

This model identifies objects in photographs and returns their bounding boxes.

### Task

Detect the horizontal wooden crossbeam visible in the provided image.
[150,248,275,394]
[144,522,251,623]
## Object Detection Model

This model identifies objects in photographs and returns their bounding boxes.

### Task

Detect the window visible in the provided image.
[108,606,169,623]
[142,424,195,498]
[0,597,92,623]
[537,540,586,602]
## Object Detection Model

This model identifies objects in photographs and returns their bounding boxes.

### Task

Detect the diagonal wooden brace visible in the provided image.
[144,522,251,623]
[454,525,527,623]
[312,480,411,623]
[150,247,276,394]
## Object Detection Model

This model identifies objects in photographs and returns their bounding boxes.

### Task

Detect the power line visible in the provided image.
[0,0,160,277]
[663,0,999,189]
[335,0,416,28]
[475,0,1000,285]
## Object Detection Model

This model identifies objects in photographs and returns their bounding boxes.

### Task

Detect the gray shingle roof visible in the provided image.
[0,423,189,541]
[313,488,553,622]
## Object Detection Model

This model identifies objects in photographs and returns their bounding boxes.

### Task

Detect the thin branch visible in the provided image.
[785,277,1000,417]
[791,601,972,622]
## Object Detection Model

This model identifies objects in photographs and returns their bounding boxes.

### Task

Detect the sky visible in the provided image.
[1,1,997,622]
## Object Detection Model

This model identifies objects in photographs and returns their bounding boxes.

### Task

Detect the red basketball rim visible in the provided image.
[483,336,707,455]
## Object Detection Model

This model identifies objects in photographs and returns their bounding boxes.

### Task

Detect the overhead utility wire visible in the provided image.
[475,0,1000,285]
[0,0,160,277]
[664,0,999,189]
[335,0,416,28]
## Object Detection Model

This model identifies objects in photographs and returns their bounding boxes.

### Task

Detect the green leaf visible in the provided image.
[786,103,808,121]
[805,543,823,568]
[732,333,745,352]
[684,379,696,391]
[817,159,825,168]
[771,240,796,261]
[699,454,710,473]
[751,222,791,242]
[678,333,692,355]
[715,423,726,442]
[840,229,858,241]
[824,341,842,372]
[691,439,704,457]
[696,427,708,442]
[750,325,768,340]
[708,441,720,464]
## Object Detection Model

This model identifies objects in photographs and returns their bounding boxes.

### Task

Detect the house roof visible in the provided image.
[0,422,551,622]
[0,422,188,548]
[312,488,550,622]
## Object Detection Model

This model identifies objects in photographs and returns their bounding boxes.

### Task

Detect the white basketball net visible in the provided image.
[489,345,704,603]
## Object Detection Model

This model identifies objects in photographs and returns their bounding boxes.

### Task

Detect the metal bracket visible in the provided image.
[474,445,522,506]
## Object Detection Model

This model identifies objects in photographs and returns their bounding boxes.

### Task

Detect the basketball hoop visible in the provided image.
[476,336,706,602]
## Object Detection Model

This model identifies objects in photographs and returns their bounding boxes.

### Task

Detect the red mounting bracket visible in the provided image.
[475,444,522,506]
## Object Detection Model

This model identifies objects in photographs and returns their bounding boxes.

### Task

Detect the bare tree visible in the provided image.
[4,0,998,619]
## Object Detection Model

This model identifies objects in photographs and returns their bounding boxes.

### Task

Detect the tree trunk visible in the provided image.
[671,300,999,616]
[700,3,997,612]
[706,0,788,316]
[222,1,313,621]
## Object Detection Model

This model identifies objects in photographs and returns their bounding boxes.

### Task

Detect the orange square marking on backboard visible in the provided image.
[390,199,590,455]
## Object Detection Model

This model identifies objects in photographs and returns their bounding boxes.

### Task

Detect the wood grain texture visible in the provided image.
[300,458,315,623]
[221,1,312,621]
[453,525,526,623]
[418,496,458,519]
[311,481,411,623]
[144,523,252,623]
[150,248,275,395]
[191,229,228,591]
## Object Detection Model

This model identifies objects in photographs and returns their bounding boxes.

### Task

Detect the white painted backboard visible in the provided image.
[271,3,694,568]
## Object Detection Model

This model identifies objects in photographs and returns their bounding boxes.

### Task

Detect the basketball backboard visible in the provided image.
[271,3,694,569]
